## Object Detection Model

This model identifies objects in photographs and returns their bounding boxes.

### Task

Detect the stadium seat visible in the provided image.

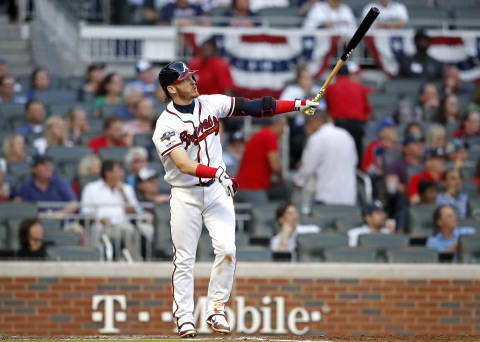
[46,246,101,261]
[98,147,130,163]
[386,247,438,263]
[256,7,302,27]
[236,246,272,261]
[250,203,279,238]
[458,235,480,263]
[384,79,422,97]
[323,247,377,263]
[296,233,348,262]
[44,231,81,246]
[80,131,101,146]
[358,234,409,261]
[133,133,154,148]
[469,197,480,219]
[408,204,437,237]
[409,7,450,20]
[67,76,86,91]
[400,0,431,7]
[33,90,78,104]
[45,146,92,166]
[333,215,363,233]
[7,161,31,186]
[100,104,125,118]
[48,102,93,118]
[436,0,476,8]
[310,205,362,225]
[0,103,24,130]
[453,8,480,19]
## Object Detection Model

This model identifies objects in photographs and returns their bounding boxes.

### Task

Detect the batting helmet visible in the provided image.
[158,61,198,99]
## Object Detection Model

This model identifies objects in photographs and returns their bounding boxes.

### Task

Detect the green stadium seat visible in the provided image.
[98,147,130,163]
[333,215,363,233]
[48,102,93,118]
[384,78,422,97]
[0,103,24,130]
[436,0,477,8]
[80,131,101,146]
[45,146,92,166]
[310,205,362,226]
[358,234,410,261]
[296,233,348,262]
[34,90,77,104]
[256,7,302,27]
[458,235,480,263]
[100,104,125,118]
[250,203,279,238]
[324,246,377,263]
[409,7,450,20]
[236,246,272,261]
[387,247,438,263]
[408,204,437,237]
[44,231,81,246]
[6,161,31,185]
[453,8,480,19]
[133,133,154,148]
[47,246,101,261]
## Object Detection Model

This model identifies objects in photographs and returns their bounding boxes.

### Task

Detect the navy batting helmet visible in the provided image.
[158,61,197,99]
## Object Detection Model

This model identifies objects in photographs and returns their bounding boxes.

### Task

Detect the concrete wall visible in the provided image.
[0,262,479,337]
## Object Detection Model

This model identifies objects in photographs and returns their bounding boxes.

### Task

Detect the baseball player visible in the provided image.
[152,61,318,338]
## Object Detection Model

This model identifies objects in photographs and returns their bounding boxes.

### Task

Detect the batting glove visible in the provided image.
[215,166,238,197]
[294,98,319,112]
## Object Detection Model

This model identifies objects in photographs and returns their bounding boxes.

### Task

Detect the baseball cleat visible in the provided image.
[178,322,197,338]
[206,314,230,334]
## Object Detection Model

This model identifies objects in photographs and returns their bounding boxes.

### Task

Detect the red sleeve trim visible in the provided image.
[161,142,183,156]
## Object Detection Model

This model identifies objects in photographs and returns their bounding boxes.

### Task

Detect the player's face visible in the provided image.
[174,75,199,101]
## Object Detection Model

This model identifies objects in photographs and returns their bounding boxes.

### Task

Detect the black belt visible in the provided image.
[195,179,215,187]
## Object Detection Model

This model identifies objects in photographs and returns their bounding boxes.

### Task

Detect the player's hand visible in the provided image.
[215,166,238,197]
[294,98,319,113]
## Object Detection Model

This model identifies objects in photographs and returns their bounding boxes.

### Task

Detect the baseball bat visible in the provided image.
[305,6,380,115]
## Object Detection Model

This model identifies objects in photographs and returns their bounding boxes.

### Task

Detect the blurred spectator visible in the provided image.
[473,160,480,195]
[135,167,169,204]
[17,218,46,259]
[292,111,357,205]
[415,82,440,121]
[93,73,124,117]
[26,67,50,101]
[225,0,257,27]
[188,37,234,96]
[393,95,416,123]
[18,155,77,215]
[159,0,204,25]
[407,148,446,205]
[128,60,157,94]
[404,121,424,140]
[280,63,321,168]
[348,202,391,247]
[124,97,155,145]
[362,0,408,29]
[88,116,127,154]
[325,62,372,163]
[434,94,460,125]
[446,139,471,171]
[73,154,102,197]
[222,131,244,176]
[436,169,468,219]
[418,180,438,205]
[16,100,46,139]
[398,30,443,80]
[33,116,72,155]
[0,133,27,173]
[78,63,105,102]
[67,107,90,145]
[361,118,398,177]
[0,168,11,202]
[0,74,25,104]
[125,147,149,188]
[427,205,475,253]
[468,82,480,113]
[0,58,6,79]
[115,84,144,121]
[270,202,320,260]
[236,117,285,204]
[81,160,152,260]
[452,111,480,138]
[303,0,356,37]
[425,124,447,150]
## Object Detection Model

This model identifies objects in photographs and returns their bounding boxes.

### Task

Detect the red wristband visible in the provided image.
[195,164,217,178]
[275,100,295,114]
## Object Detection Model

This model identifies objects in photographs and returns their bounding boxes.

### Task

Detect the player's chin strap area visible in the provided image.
[233,96,297,118]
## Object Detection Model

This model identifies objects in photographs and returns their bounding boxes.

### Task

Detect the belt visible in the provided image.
[195,179,215,187]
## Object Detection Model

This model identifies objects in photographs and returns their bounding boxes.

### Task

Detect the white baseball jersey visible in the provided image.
[152,94,235,186]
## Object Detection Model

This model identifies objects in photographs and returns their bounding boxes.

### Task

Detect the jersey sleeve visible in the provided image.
[152,123,183,157]
[206,94,235,119]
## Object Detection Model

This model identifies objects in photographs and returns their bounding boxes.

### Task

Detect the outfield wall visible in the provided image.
[0,262,479,337]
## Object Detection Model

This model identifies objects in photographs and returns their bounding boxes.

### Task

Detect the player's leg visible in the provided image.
[170,186,203,332]
[202,183,236,330]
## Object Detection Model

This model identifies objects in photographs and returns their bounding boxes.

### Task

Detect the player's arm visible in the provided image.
[232,97,319,118]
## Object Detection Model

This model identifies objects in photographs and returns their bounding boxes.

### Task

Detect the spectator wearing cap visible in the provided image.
[452,111,480,139]
[325,62,372,164]
[280,63,322,169]
[292,110,357,206]
[427,205,475,253]
[124,97,155,145]
[135,167,169,204]
[16,100,46,139]
[222,131,244,177]
[303,0,356,37]
[124,147,148,189]
[159,0,204,25]
[16,218,47,260]
[26,67,50,102]
[128,60,157,94]
[361,118,399,177]
[398,30,443,80]
[434,93,461,125]
[436,169,468,219]
[79,63,105,102]
[93,73,124,117]
[17,155,77,215]
[415,82,440,121]
[446,138,472,171]
[348,202,392,247]
[188,38,235,96]
[88,116,127,154]
[362,0,408,29]
[407,148,446,205]
[0,74,26,104]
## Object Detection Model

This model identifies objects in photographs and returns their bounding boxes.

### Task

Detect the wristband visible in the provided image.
[274,100,295,114]
[195,164,217,178]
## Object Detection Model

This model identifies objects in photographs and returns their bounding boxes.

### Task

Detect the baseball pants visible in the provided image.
[169,181,236,328]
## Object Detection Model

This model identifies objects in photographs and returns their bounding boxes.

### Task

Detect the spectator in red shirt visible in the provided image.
[325,62,372,163]
[452,110,480,139]
[236,117,285,204]
[188,37,235,96]
[407,148,446,205]
[473,160,480,195]
[88,116,127,154]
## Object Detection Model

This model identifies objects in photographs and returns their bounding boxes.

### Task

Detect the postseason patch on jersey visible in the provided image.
[161,131,176,147]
